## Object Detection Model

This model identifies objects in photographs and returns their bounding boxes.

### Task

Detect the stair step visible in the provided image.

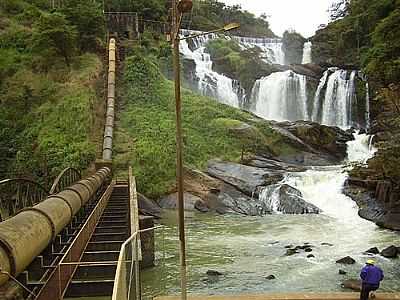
[91,232,127,242]
[86,241,124,251]
[74,262,117,280]
[95,225,128,233]
[81,251,120,262]
[65,279,114,297]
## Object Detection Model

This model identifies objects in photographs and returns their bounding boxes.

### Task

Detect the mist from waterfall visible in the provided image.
[301,41,312,64]
[251,71,309,122]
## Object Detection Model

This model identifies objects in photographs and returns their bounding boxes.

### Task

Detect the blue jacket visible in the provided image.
[360,265,384,285]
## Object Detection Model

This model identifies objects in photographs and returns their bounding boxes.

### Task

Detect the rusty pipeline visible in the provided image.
[102,38,116,161]
[0,167,111,286]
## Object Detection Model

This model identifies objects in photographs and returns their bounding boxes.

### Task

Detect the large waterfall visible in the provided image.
[179,30,368,130]
[251,71,309,122]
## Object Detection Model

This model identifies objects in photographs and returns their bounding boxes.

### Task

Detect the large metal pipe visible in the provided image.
[0,167,111,286]
[102,38,117,160]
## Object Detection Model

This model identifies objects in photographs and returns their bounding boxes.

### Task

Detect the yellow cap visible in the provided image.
[367,259,375,265]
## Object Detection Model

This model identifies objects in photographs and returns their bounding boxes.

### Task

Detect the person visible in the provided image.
[360,259,384,300]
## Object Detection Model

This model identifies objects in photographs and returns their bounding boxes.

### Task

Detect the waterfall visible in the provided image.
[301,42,312,64]
[233,36,285,65]
[311,69,357,128]
[365,82,371,130]
[311,70,330,122]
[180,36,240,108]
[251,71,309,122]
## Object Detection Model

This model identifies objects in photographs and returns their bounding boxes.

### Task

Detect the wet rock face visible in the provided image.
[207,160,284,197]
[277,120,354,161]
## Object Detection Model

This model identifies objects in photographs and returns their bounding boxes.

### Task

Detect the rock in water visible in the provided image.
[207,160,284,197]
[206,270,223,276]
[336,256,356,264]
[265,275,276,280]
[342,279,361,291]
[159,192,208,212]
[339,269,347,275]
[285,249,299,256]
[381,245,398,258]
[261,184,321,214]
[365,247,380,255]
[307,254,315,258]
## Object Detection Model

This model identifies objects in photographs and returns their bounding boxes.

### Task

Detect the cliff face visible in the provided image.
[311,1,400,230]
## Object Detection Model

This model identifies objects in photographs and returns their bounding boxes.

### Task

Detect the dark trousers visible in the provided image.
[360,283,379,300]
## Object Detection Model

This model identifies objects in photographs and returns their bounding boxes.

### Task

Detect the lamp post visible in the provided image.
[171,2,239,299]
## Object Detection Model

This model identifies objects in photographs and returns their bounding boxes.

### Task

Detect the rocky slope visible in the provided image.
[159,120,353,216]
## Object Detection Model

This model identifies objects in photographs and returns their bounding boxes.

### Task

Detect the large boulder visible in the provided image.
[213,183,272,216]
[159,192,209,212]
[260,184,321,214]
[277,121,354,160]
[138,193,162,218]
[207,160,284,197]
[244,156,307,172]
[381,245,398,258]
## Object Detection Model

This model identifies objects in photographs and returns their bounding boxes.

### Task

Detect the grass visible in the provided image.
[114,53,297,199]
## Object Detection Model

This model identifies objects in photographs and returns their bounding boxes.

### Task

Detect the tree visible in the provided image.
[31,12,77,67]
[59,0,104,52]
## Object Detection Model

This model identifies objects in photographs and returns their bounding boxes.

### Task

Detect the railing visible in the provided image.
[0,179,49,221]
[49,167,81,194]
[112,167,142,300]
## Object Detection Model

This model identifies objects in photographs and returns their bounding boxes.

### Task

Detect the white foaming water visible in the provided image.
[233,36,285,65]
[251,70,309,122]
[179,36,240,108]
[301,41,312,64]
[311,69,357,128]
[261,133,376,219]
[347,133,376,163]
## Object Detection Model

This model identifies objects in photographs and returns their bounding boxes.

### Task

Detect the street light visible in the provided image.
[171,2,239,300]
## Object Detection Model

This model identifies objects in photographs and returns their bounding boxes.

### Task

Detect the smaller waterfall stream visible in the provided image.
[301,41,312,64]
[180,37,240,108]
[312,68,357,128]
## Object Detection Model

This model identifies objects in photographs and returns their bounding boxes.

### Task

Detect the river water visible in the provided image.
[142,135,400,298]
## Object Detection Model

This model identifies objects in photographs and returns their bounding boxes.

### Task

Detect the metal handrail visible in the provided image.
[0,179,49,221]
[49,167,81,194]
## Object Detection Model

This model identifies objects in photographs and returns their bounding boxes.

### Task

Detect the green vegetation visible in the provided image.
[0,0,105,183]
[312,0,399,86]
[206,38,277,93]
[114,51,296,198]
[282,30,306,65]
[189,0,275,38]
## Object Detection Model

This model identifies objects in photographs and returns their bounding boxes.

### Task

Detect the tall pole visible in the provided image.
[172,1,187,300]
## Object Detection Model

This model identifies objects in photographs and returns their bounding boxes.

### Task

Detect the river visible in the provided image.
[142,134,400,298]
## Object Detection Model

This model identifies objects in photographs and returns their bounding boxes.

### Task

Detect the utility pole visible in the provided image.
[171,1,188,300]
